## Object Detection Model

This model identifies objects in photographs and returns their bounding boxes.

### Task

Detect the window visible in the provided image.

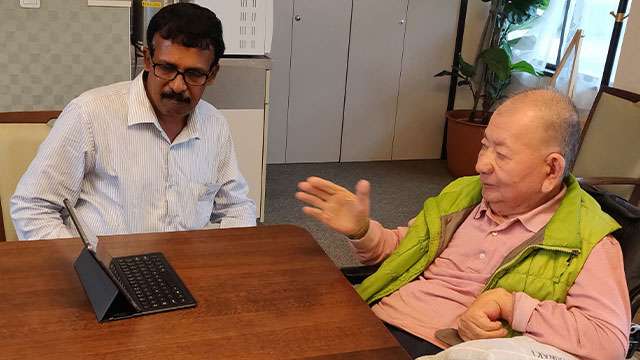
[509,0,630,112]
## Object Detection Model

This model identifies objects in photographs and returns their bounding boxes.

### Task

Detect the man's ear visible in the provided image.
[542,153,566,193]
[206,64,220,85]
[143,47,152,72]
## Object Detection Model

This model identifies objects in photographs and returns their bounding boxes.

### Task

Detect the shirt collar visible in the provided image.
[474,186,567,233]
[126,72,201,143]
[127,72,158,127]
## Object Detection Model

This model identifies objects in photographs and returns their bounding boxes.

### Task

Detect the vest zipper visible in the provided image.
[483,245,581,291]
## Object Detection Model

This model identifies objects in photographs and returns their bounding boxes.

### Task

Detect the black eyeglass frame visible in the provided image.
[149,59,214,86]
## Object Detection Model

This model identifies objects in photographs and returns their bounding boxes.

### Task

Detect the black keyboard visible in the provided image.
[109,253,195,312]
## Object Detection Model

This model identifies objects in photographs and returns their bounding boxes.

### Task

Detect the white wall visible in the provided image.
[613,0,640,93]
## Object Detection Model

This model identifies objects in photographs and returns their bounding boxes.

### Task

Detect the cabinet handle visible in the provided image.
[295,15,302,21]
[399,19,406,24]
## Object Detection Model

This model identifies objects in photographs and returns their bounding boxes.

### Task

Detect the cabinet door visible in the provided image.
[285,0,352,163]
[266,0,294,164]
[392,0,459,159]
[223,109,265,219]
[341,0,409,162]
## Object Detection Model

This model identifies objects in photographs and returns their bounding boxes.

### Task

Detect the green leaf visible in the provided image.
[501,41,513,60]
[458,56,476,78]
[539,0,550,10]
[507,38,521,47]
[434,70,453,77]
[511,60,541,77]
[504,0,547,25]
[486,78,510,105]
[479,47,511,81]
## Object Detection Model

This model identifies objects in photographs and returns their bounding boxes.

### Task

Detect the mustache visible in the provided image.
[161,91,191,104]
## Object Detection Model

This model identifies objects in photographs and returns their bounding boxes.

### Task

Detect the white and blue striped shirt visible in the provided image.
[11,73,256,240]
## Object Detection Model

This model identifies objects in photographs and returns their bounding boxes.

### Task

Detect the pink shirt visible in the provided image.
[349,188,630,360]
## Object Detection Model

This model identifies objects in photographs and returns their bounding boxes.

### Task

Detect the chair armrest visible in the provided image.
[627,323,640,358]
[577,177,640,186]
[340,265,380,285]
[578,177,640,206]
[0,111,61,123]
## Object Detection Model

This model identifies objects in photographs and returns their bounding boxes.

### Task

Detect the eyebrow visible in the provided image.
[156,60,209,74]
[483,135,511,152]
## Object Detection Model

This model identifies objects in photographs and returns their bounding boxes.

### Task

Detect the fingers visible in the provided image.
[457,314,508,341]
[305,176,347,195]
[297,179,335,201]
[301,206,328,224]
[458,319,508,341]
[472,312,504,331]
[355,179,370,207]
[459,324,508,341]
[295,191,325,209]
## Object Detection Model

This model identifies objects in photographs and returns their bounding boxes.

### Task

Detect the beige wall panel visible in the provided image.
[285,0,352,163]
[392,0,460,159]
[341,0,408,162]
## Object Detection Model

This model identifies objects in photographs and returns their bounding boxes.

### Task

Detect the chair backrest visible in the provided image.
[0,111,60,241]
[580,182,640,316]
[572,87,640,204]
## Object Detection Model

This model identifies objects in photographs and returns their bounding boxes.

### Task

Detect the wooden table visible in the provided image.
[0,225,409,359]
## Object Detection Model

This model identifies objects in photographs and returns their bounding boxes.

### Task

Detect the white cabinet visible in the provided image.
[392,0,459,160]
[268,0,461,163]
[195,0,273,55]
[223,109,267,219]
[285,0,352,163]
[342,0,459,161]
[203,57,270,221]
[340,0,408,161]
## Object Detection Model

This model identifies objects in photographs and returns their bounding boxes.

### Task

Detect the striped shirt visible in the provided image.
[11,73,256,240]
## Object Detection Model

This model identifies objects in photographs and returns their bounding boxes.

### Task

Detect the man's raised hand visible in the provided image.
[295,177,370,238]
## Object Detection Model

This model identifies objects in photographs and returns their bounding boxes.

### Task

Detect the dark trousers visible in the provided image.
[384,323,443,358]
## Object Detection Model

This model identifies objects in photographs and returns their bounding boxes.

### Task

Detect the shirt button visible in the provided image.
[479,252,486,260]
[491,231,498,236]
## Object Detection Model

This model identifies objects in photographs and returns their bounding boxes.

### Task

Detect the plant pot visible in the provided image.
[446,110,488,177]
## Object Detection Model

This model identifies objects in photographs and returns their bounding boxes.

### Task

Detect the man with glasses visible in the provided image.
[11,3,256,240]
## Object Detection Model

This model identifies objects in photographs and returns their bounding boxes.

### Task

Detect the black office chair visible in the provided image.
[341,181,640,358]
[580,182,640,358]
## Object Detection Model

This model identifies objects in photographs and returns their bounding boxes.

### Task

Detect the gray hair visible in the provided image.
[501,88,581,178]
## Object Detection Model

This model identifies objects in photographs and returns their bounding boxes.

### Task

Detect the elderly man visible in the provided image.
[296,90,630,359]
[12,3,256,240]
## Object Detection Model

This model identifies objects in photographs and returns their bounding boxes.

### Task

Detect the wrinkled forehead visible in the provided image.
[487,100,551,149]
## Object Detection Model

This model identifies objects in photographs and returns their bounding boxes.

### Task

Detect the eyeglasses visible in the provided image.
[150,60,210,86]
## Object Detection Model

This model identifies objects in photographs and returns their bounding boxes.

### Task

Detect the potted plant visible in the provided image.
[436,0,548,177]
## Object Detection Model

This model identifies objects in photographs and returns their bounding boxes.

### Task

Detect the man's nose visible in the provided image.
[475,151,493,174]
[169,73,188,93]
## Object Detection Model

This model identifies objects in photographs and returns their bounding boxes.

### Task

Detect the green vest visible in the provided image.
[356,175,620,305]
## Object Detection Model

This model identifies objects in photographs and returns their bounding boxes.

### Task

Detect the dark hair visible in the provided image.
[147,3,225,67]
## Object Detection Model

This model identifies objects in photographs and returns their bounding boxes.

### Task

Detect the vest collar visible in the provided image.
[541,175,583,250]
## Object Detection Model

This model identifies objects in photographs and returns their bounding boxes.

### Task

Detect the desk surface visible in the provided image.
[0,225,408,359]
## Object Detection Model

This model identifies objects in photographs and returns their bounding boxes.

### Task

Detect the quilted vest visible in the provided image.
[356,175,621,305]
